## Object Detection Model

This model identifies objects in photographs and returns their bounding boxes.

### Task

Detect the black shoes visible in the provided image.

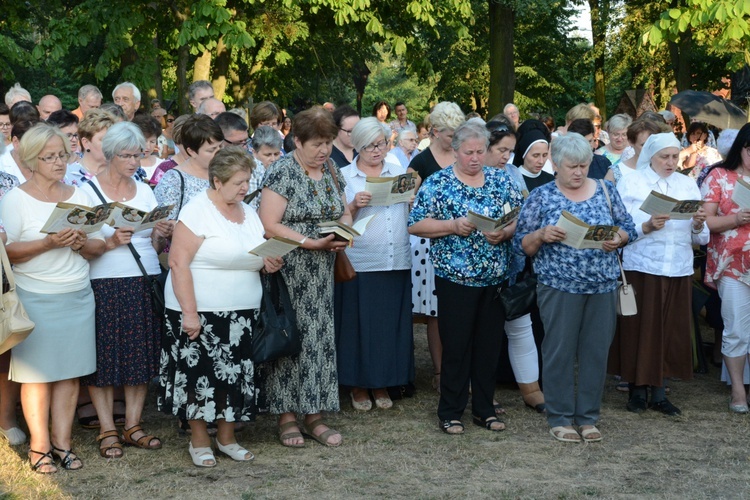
[626,395,648,413]
[649,399,682,416]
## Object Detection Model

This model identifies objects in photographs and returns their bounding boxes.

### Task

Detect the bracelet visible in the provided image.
[300,237,307,247]
[691,224,704,234]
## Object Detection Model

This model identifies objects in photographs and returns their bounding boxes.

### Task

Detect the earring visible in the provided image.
[86,148,91,153]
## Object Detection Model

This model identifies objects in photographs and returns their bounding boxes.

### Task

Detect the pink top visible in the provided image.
[701,167,750,288]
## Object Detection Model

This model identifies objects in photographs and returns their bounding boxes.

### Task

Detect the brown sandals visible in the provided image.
[97,430,124,458]
[121,424,162,450]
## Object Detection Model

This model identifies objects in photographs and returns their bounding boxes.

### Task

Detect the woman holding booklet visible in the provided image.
[259,107,351,448]
[700,123,750,413]
[335,117,414,411]
[514,133,636,443]
[159,147,282,467]
[79,122,174,459]
[0,123,106,473]
[610,133,709,416]
[409,119,524,434]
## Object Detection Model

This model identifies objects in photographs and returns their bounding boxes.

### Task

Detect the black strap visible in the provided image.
[87,180,152,280]
[176,169,185,218]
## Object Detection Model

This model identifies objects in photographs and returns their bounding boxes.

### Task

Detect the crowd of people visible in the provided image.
[0,79,748,472]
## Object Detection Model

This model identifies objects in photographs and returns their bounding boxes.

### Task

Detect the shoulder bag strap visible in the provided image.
[88,179,152,280]
[326,159,343,196]
[0,241,16,293]
[598,179,629,287]
[176,169,186,217]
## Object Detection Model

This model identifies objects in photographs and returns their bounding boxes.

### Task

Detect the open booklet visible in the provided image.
[249,236,302,258]
[40,202,117,234]
[732,177,750,209]
[556,210,619,250]
[107,203,175,231]
[639,190,703,220]
[41,201,174,234]
[365,172,417,206]
[317,214,376,246]
[466,203,520,232]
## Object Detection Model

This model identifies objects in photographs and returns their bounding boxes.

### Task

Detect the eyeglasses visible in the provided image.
[116,152,146,160]
[66,133,79,140]
[340,128,353,135]
[362,141,389,152]
[38,153,71,164]
[224,138,251,148]
[166,118,175,123]
[0,122,11,129]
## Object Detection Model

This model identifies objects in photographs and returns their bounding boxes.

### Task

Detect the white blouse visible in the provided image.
[617,166,709,277]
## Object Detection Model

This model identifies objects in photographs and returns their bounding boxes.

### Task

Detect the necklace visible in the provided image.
[31,179,57,203]
[295,153,338,215]
[101,173,133,201]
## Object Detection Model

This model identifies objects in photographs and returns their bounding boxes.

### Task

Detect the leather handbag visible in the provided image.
[325,160,356,283]
[499,272,537,321]
[0,242,35,355]
[599,179,637,316]
[250,272,301,364]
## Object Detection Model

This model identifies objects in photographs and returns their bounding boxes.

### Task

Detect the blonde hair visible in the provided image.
[20,123,70,171]
[78,108,118,142]
[429,102,465,132]
[565,104,596,124]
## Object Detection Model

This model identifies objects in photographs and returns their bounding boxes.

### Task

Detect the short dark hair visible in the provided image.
[292,107,338,144]
[626,119,664,145]
[214,112,248,135]
[567,118,594,137]
[249,101,282,130]
[46,109,79,128]
[486,120,515,147]
[394,102,406,108]
[208,146,254,189]
[132,114,163,140]
[11,119,42,141]
[332,104,359,128]
[0,103,8,116]
[10,101,40,124]
[181,114,224,155]
[372,100,391,120]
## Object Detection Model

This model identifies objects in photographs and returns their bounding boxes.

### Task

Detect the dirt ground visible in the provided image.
[1,319,748,499]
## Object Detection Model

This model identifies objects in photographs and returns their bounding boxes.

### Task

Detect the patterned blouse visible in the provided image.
[513,180,637,295]
[154,168,209,220]
[0,172,20,201]
[408,165,524,287]
[700,167,750,288]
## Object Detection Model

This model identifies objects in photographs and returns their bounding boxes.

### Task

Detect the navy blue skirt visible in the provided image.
[334,270,414,388]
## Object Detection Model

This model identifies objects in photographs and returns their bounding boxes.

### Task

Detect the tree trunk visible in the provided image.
[353,63,370,116]
[589,0,608,120]
[152,34,163,103]
[177,44,190,114]
[488,0,515,118]
[193,49,212,83]
[669,28,692,92]
[213,37,229,101]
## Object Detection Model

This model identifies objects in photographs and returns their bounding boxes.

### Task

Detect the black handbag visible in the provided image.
[250,273,301,364]
[498,258,537,321]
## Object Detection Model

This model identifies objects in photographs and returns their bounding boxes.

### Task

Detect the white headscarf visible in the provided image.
[636,133,681,171]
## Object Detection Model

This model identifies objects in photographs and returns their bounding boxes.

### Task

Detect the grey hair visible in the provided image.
[658,110,676,123]
[4,83,32,107]
[112,82,141,103]
[101,121,146,162]
[188,80,213,101]
[350,117,390,151]
[550,132,593,167]
[430,101,465,132]
[78,84,102,100]
[397,129,417,143]
[252,125,283,151]
[503,103,518,114]
[451,118,490,150]
[606,113,632,133]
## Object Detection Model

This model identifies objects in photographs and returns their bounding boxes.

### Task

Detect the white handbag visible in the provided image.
[0,242,35,354]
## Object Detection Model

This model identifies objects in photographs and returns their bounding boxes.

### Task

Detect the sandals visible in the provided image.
[372,389,393,410]
[217,440,254,462]
[189,442,216,468]
[579,425,603,442]
[302,418,342,447]
[473,415,505,432]
[121,424,162,450]
[28,449,57,474]
[493,402,506,416]
[278,420,305,448]
[77,400,126,429]
[51,444,84,470]
[549,426,582,443]
[439,419,465,435]
[97,430,124,459]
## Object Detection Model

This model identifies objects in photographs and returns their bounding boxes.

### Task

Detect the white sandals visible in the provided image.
[217,441,255,462]
[189,442,216,468]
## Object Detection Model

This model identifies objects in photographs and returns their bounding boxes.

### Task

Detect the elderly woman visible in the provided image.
[79,122,174,458]
[259,107,351,447]
[514,133,636,443]
[679,122,722,179]
[0,123,106,472]
[408,102,465,393]
[409,120,524,434]
[159,147,282,467]
[330,105,360,168]
[391,129,419,168]
[65,108,118,187]
[154,114,223,218]
[245,125,283,210]
[596,114,632,164]
[513,120,554,191]
[701,123,750,413]
[610,133,709,416]
[150,115,189,186]
[486,122,545,412]
[605,119,664,185]
[335,117,414,411]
